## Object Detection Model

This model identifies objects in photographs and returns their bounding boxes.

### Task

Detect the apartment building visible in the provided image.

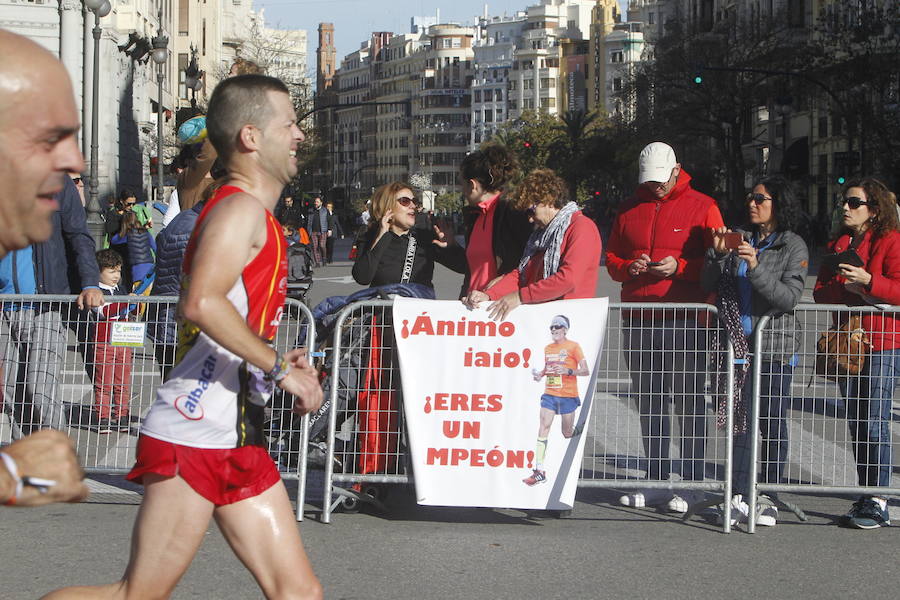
[471,13,527,148]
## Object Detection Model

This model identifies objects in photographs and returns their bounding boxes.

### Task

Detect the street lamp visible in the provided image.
[151,11,168,206]
[183,45,203,111]
[83,0,111,228]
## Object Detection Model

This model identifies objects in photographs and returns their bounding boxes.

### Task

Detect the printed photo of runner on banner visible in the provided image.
[393,296,609,510]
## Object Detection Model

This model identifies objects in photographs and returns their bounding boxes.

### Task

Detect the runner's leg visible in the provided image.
[214,480,322,600]
[42,474,214,599]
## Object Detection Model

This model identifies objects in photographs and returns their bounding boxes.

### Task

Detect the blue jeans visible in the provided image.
[732,361,793,496]
[838,348,900,488]
[624,320,708,481]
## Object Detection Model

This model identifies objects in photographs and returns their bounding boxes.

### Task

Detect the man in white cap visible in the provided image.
[605,141,724,513]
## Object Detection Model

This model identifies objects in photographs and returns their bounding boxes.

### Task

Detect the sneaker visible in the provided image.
[666,490,707,514]
[95,418,114,434]
[715,494,750,526]
[523,469,547,487]
[618,488,673,508]
[842,497,891,530]
[756,495,778,527]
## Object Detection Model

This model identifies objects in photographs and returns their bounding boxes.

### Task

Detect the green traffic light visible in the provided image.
[694,75,703,84]
[837,176,846,185]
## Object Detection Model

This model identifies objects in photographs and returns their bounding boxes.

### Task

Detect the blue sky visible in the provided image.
[256,0,628,80]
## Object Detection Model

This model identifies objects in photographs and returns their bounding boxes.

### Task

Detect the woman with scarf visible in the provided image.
[701,175,808,528]
[466,169,601,320]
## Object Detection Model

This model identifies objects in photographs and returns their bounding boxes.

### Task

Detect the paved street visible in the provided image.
[3,237,899,599]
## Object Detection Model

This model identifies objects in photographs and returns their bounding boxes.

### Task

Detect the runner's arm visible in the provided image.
[180,194,280,373]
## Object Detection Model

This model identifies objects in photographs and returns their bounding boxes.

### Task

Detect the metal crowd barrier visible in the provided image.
[317,300,738,530]
[0,294,314,519]
[747,304,900,532]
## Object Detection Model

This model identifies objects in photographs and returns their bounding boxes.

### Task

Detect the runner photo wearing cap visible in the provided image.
[523,315,589,486]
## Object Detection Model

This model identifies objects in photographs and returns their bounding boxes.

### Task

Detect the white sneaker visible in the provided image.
[715,494,750,526]
[618,488,673,508]
[665,491,706,514]
[756,495,778,527]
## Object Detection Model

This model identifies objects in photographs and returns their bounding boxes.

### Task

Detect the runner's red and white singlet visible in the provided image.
[140,185,288,449]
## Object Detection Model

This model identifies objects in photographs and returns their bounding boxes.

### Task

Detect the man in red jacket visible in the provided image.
[606,142,724,513]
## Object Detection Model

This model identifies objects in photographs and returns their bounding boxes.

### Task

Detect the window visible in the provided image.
[613,78,622,92]
[818,116,828,138]
[611,51,623,63]
[179,0,189,34]
[484,109,493,123]
[648,12,655,25]
[818,153,827,175]
[474,90,482,102]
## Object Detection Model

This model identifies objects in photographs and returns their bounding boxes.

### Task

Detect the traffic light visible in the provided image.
[837,176,846,185]
[522,141,531,149]
[693,73,703,85]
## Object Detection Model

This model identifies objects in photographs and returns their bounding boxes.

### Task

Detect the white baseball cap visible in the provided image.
[638,142,677,184]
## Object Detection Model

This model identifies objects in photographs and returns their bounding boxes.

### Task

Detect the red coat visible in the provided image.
[813,229,900,351]
[486,211,601,302]
[606,170,723,303]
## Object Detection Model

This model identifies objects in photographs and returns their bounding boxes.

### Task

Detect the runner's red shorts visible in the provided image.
[126,435,281,506]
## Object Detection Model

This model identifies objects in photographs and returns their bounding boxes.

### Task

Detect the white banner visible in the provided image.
[393,297,608,510]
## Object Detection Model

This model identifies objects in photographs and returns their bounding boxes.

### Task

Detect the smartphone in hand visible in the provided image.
[724,232,744,250]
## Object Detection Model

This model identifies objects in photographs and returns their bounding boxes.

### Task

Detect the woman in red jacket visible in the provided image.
[467,168,601,320]
[813,177,900,530]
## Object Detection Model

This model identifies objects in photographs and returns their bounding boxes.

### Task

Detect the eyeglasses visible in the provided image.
[124,202,136,207]
[396,197,419,208]
[72,177,82,184]
[550,325,566,331]
[842,196,870,210]
[526,204,538,216]
[746,192,772,205]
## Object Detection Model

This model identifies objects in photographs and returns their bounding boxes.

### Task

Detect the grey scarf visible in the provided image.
[517,201,579,286]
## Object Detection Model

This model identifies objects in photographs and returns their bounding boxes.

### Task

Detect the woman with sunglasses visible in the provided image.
[454,144,532,305]
[352,182,464,289]
[814,177,900,530]
[467,169,600,320]
[702,175,808,527]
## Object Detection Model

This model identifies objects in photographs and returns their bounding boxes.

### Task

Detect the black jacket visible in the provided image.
[447,196,532,295]
[35,176,99,294]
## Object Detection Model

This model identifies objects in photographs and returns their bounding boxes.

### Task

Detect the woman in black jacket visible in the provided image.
[353,182,464,290]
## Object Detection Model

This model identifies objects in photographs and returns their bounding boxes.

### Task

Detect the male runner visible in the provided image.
[0,30,89,508]
[523,315,589,486]
[46,75,324,599]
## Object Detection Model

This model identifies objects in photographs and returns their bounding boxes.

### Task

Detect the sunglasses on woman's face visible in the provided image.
[842,196,870,210]
[396,197,418,208]
[550,324,566,331]
[746,192,772,205]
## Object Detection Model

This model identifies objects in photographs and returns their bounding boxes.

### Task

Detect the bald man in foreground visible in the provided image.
[0,30,90,507]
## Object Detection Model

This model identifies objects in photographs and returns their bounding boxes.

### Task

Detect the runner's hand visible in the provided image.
[0,430,89,507]
[279,352,323,415]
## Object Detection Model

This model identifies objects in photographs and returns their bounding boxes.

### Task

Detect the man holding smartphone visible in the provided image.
[606,142,724,513]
